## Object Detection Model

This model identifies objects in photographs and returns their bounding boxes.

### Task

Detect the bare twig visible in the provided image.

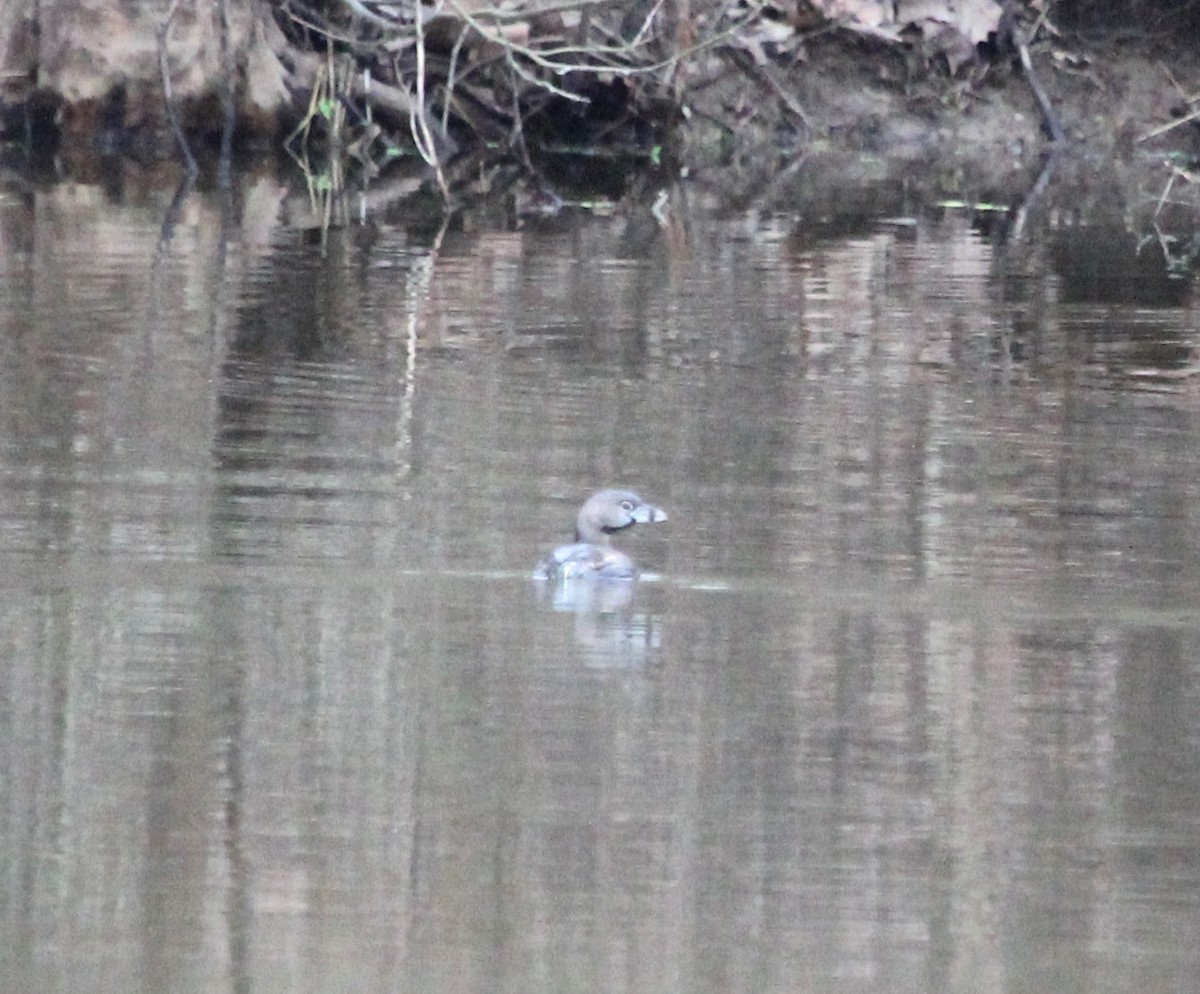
[442,23,471,136]
[410,6,450,198]
[157,0,197,177]
[217,0,236,187]
[721,47,813,132]
[1139,105,1200,144]
[1008,151,1058,240]
[440,0,769,81]
[507,56,535,172]
[1012,22,1065,143]
[629,0,667,49]
[1153,168,1178,221]
[337,0,411,29]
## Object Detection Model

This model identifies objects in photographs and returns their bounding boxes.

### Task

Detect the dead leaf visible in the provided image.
[894,0,1002,45]
[807,0,1002,52]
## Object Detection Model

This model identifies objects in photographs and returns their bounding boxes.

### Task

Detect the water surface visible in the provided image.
[1,174,1198,994]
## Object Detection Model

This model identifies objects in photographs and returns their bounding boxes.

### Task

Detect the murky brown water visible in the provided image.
[2,171,1199,994]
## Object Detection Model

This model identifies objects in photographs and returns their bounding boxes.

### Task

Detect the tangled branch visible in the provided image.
[276,0,776,187]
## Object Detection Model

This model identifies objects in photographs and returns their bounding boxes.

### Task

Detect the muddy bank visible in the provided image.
[683,26,1200,171]
[678,30,1200,216]
[1,1,1198,209]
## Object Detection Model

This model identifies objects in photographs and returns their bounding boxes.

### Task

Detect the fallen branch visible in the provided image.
[1009,14,1065,143]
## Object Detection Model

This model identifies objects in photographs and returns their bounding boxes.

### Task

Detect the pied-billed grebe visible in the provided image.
[534,489,668,581]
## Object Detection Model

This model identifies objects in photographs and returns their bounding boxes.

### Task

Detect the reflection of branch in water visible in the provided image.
[395,217,451,486]
[395,264,424,488]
